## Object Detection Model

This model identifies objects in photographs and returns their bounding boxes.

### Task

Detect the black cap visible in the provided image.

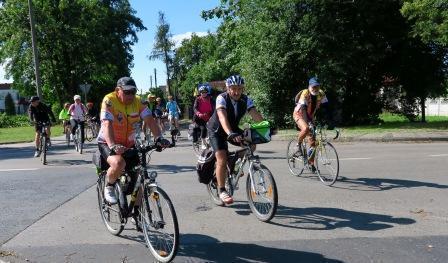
[116,77,137,90]
[30,96,40,102]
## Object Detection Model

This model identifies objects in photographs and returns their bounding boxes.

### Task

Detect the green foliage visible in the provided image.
[4,93,15,115]
[401,0,448,46]
[0,113,29,128]
[0,0,145,107]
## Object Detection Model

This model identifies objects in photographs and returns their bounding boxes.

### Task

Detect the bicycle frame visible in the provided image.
[227,143,260,194]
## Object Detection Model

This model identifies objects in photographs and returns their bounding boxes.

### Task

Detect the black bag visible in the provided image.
[196,148,216,184]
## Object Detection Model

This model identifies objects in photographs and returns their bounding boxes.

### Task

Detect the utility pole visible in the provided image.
[154,68,158,89]
[150,75,153,89]
[28,0,42,99]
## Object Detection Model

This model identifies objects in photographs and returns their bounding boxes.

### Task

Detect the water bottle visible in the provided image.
[308,147,314,158]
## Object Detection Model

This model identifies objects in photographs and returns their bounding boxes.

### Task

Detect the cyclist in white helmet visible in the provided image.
[69,95,88,146]
[207,75,265,205]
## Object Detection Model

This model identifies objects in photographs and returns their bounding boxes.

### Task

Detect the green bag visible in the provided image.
[245,121,271,144]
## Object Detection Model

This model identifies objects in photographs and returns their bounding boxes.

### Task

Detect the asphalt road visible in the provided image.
[0,135,447,262]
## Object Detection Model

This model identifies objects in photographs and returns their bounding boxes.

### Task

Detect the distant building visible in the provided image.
[0,83,24,114]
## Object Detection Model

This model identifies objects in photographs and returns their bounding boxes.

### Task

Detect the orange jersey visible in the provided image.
[98,92,151,147]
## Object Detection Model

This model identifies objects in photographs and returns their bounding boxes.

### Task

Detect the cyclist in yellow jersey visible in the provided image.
[293,77,333,171]
[97,77,170,204]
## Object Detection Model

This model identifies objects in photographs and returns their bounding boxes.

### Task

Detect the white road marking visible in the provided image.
[429,154,448,157]
[339,157,372,161]
[0,168,39,172]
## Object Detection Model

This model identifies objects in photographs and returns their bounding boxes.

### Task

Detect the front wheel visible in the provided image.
[246,163,278,222]
[286,139,306,176]
[41,136,47,165]
[141,185,179,263]
[85,125,94,142]
[96,173,124,235]
[315,142,339,186]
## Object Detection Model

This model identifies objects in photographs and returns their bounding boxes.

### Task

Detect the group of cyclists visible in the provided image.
[28,74,332,206]
[28,94,100,157]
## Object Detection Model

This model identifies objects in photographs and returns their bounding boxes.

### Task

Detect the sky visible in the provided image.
[0,0,221,94]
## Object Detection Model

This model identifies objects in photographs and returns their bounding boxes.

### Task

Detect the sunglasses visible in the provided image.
[122,89,137,95]
[201,91,208,94]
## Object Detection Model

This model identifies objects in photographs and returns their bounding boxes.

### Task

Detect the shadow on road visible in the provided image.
[271,205,415,231]
[335,176,448,191]
[178,233,343,262]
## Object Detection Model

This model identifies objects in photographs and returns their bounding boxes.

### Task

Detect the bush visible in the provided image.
[0,113,30,128]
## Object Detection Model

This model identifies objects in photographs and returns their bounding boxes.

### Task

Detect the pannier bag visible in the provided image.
[244,121,271,144]
[196,148,216,184]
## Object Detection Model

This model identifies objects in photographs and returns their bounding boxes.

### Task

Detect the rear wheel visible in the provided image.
[96,173,124,235]
[286,139,306,176]
[315,142,339,186]
[207,165,233,206]
[141,185,179,263]
[246,163,278,222]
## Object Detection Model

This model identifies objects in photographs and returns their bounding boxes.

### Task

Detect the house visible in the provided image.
[0,83,26,114]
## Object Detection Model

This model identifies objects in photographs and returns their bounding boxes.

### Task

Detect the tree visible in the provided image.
[0,0,145,106]
[4,93,16,115]
[401,0,448,46]
[149,11,175,97]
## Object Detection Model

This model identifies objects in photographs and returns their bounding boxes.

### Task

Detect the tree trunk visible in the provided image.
[420,95,426,123]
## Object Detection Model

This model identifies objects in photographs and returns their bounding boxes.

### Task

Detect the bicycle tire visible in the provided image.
[286,139,306,176]
[85,125,94,142]
[192,141,201,157]
[315,141,339,186]
[206,165,233,206]
[96,173,124,235]
[141,185,179,263]
[76,127,83,154]
[246,163,278,222]
[65,130,70,147]
[41,135,47,165]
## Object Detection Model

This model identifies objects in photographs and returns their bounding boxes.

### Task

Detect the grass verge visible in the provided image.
[0,124,64,144]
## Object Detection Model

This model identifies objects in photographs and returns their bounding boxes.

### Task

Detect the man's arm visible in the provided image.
[217,108,233,135]
[102,119,115,147]
[143,115,161,139]
[28,106,34,122]
[46,104,56,122]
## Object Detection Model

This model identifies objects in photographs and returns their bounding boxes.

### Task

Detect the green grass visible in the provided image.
[0,124,64,144]
[277,113,448,139]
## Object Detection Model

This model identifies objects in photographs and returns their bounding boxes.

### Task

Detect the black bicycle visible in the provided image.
[36,121,51,165]
[94,141,179,262]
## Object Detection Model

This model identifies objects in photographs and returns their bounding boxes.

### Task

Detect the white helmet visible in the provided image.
[74,95,81,101]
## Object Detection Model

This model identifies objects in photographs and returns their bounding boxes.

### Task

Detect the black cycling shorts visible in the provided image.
[98,143,139,171]
[34,121,51,132]
[208,128,243,152]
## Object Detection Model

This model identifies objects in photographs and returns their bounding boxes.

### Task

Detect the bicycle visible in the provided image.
[36,121,51,165]
[206,132,278,222]
[193,137,210,157]
[63,121,71,147]
[286,122,340,186]
[85,117,99,142]
[73,121,84,154]
[190,124,211,157]
[94,136,179,262]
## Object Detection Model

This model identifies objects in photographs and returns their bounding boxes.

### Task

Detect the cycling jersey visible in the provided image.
[294,89,328,120]
[69,103,87,121]
[98,92,151,148]
[58,108,70,121]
